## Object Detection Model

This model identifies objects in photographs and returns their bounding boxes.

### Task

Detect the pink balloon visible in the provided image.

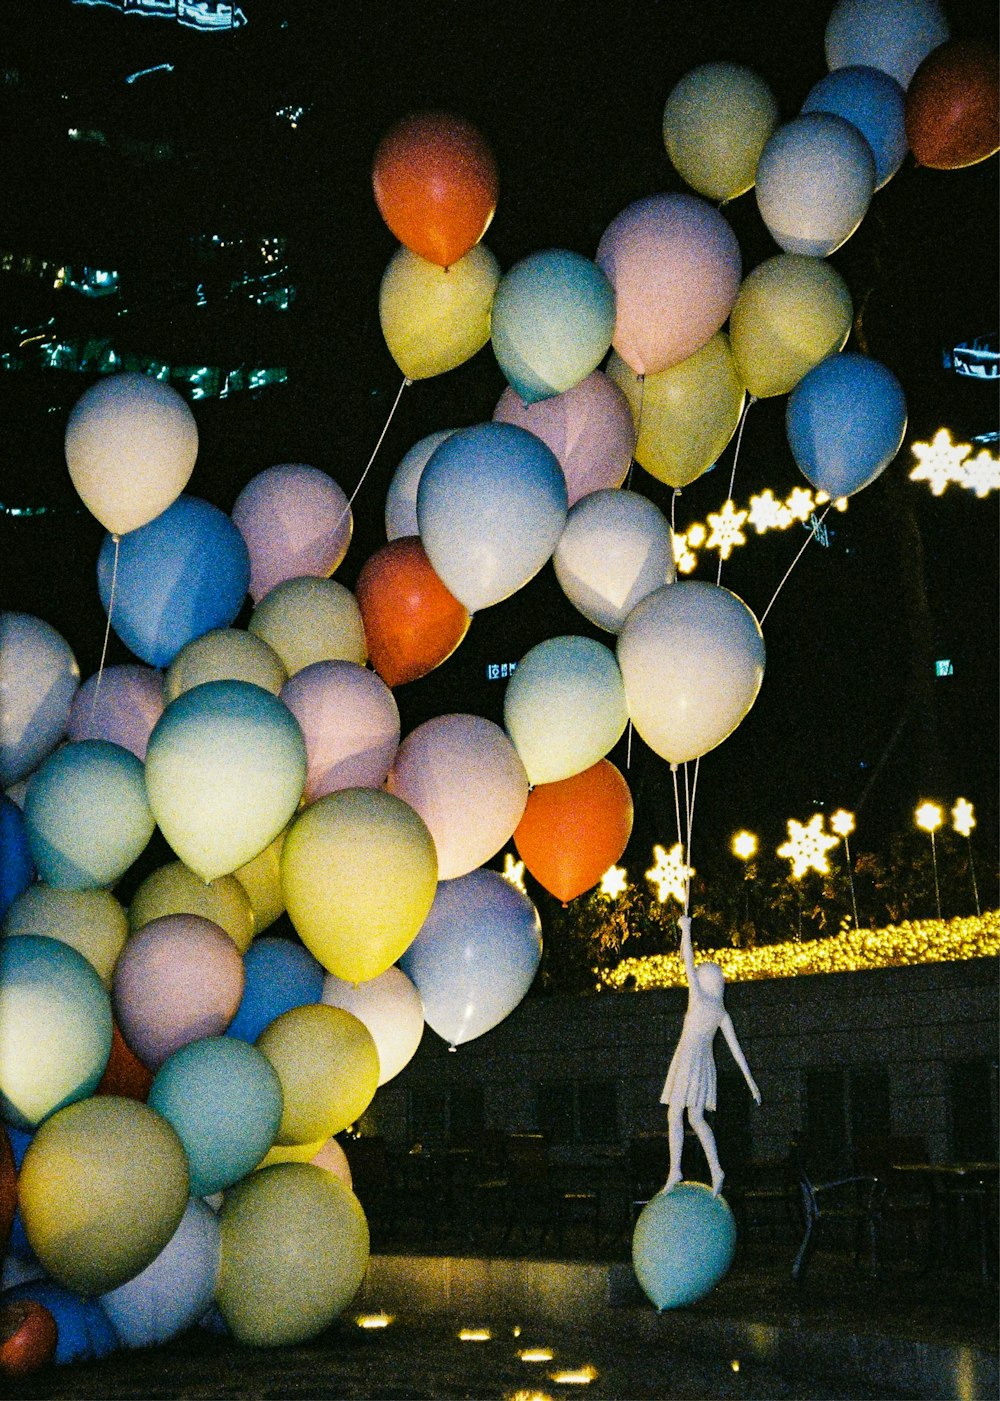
[67,665,165,760]
[279,660,400,804]
[492,371,635,506]
[595,194,742,376]
[309,1137,353,1188]
[112,913,245,1069]
[231,464,352,605]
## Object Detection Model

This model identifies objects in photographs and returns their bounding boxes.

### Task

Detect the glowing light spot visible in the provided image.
[549,1365,598,1385]
[502,854,527,894]
[458,1327,492,1342]
[731,830,757,862]
[952,798,976,839]
[705,499,748,560]
[909,428,971,496]
[747,489,785,533]
[915,801,943,834]
[686,522,707,549]
[777,814,839,879]
[960,449,1000,498]
[355,1312,393,1329]
[785,487,815,523]
[731,1359,741,1373]
[829,809,855,839]
[599,865,628,899]
[645,843,693,905]
[519,1347,556,1362]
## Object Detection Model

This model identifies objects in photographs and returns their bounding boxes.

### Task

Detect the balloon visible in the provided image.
[803,66,908,188]
[372,111,498,267]
[257,1005,379,1145]
[321,967,424,1086]
[490,249,615,404]
[617,582,766,765]
[1,1281,117,1366]
[97,496,250,669]
[385,431,456,540]
[493,370,634,506]
[387,714,528,880]
[356,538,471,690]
[905,40,1000,170]
[755,114,875,257]
[663,62,780,202]
[64,372,198,535]
[399,869,542,1048]
[280,660,401,801]
[514,760,634,904]
[416,423,568,612]
[632,1183,737,1310]
[0,797,33,922]
[595,193,741,376]
[67,664,164,759]
[380,242,500,381]
[149,1037,283,1195]
[24,740,154,890]
[113,913,245,1069]
[3,885,128,988]
[553,489,676,634]
[226,935,324,1044]
[164,628,287,703]
[606,334,745,488]
[19,1096,189,1295]
[145,680,306,882]
[728,254,853,398]
[503,635,628,786]
[281,788,438,984]
[96,1020,153,1101]
[0,613,79,787]
[232,464,352,605]
[786,351,908,497]
[0,935,112,1129]
[129,861,255,955]
[825,0,949,89]
[248,576,367,676]
[0,1298,57,1375]
[258,1136,352,1189]
[100,1198,219,1349]
[232,832,286,934]
[216,1163,369,1347]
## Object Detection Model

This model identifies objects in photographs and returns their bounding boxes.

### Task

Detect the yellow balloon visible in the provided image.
[281,788,438,983]
[2,885,128,988]
[256,1004,379,1145]
[379,242,500,380]
[607,334,745,488]
[729,254,854,398]
[248,577,366,677]
[663,61,779,203]
[233,829,287,934]
[164,627,287,704]
[257,1135,352,1189]
[129,860,255,954]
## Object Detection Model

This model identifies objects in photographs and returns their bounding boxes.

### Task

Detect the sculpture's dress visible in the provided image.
[659,984,723,1112]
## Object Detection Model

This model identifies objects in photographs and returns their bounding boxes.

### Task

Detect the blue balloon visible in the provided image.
[97,495,251,667]
[802,66,907,189]
[786,351,907,498]
[632,1183,737,1310]
[3,1280,119,1365]
[399,868,542,1048]
[0,795,34,921]
[6,1126,35,1260]
[491,249,616,404]
[226,936,324,1043]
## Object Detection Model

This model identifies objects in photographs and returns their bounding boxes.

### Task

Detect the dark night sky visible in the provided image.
[1,0,997,870]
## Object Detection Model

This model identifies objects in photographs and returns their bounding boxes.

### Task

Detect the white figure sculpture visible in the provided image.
[661,915,761,1197]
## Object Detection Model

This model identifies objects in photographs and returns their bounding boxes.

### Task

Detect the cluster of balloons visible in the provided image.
[1,0,995,1360]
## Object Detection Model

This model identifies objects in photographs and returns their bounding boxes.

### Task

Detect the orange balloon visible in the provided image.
[0,1301,58,1377]
[96,1019,153,1102]
[0,1129,15,1257]
[905,40,999,169]
[356,537,471,688]
[513,759,633,903]
[373,112,498,268]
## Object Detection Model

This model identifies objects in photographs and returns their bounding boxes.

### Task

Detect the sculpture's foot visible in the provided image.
[711,1169,725,1198]
[662,1173,682,1194]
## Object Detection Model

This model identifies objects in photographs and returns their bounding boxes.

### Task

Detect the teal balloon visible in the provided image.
[786,351,907,498]
[148,1036,283,1196]
[632,1183,737,1310]
[491,249,616,404]
[802,66,907,189]
[0,935,113,1130]
[24,739,155,889]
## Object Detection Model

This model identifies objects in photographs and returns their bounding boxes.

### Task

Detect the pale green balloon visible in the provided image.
[2,885,128,988]
[129,860,255,953]
[164,628,287,703]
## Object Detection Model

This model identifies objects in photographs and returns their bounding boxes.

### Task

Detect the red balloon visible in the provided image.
[514,760,633,903]
[0,1301,58,1376]
[356,536,471,689]
[96,1019,153,1101]
[0,1129,15,1258]
[372,112,498,267]
[905,40,999,169]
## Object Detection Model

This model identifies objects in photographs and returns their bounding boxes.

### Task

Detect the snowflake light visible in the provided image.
[501,853,527,893]
[914,801,944,834]
[599,864,628,899]
[829,809,855,839]
[747,489,789,533]
[731,830,758,861]
[777,814,839,879]
[909,428,971,496]
[960,449,1000,498]
[645,843,693,905]
[951,798,976,839]
[785,487,815,524]
[705,499,748,560]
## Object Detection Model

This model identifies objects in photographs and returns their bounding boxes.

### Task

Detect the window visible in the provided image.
[948,1058,998,1161]
[408,1084,483,1150]
[536,1080,618,1146]
[804,1065,890,1164]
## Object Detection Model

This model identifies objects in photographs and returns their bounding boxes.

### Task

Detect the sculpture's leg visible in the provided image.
[664,1103,685,1191]
[688,1106,724,1196]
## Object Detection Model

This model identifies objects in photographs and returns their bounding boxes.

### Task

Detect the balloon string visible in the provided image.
[626,719,633,771]
[336,373,411,533]
[760,505,831,628]
[90,533,120,725]
[715,394,755,587]
[684,758,700,918]
[624,374,644,492]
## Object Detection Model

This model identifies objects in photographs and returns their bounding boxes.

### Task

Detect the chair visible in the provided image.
[790,1141,882,1284]
[500,1133,601,1253]
[854,1134,931,1270]
[728,1153,799,1245]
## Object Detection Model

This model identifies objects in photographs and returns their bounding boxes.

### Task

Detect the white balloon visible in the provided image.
[755,114,875,258]
[100,1199,220,1349]
[384,431,456,541]
[321,966,424,1085]
[387,714,528,880]
[825,0,949,89]
[616,581,765,765]
[280,661,400,804]
[0,613,80,787]
[554,489,676,633]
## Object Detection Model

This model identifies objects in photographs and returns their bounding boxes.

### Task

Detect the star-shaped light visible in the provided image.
[731,830,757,861]
[914,801,943,834]
[747,489,786,533]
[785,487,815,523]
[686,522,707,549]
[599,864,628,898]
[951,798,976,838]
[645,843,693,905]
[909,428,971,496]
[830,809,855,839]
[705,499,748,560]
[501,853,527,893]
[960,449,1000,498]
[777,814,839,879]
